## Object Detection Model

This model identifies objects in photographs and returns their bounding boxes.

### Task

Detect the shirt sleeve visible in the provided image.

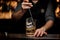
[14,3,22,12]
[45,0,55,21]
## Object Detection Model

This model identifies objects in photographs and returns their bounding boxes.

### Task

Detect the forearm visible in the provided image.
[44,0,54,31]
[12,9,27,20]
[43,20,54,31]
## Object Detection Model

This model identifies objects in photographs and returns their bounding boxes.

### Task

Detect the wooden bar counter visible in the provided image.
[7,33,60,39]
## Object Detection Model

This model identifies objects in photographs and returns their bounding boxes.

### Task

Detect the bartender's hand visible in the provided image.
[34,27,47,37]
[21,2,33,9]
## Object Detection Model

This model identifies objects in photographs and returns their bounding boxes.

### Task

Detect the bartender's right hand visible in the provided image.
[22,2,33,9]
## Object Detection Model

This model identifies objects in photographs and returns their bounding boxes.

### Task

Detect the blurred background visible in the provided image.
[0,0,60,39]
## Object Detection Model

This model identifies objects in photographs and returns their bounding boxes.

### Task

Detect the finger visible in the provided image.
[40,31,44,36]
[22,2,33,7]
[29,5,33,7]
[44,32,47,35]
[37,31,41,37]
[24,4,33,7]
[23,6,31,9]
[22,2,32,5]
[34,30,38,37]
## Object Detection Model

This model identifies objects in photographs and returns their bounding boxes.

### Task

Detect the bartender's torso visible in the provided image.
[0,0,49,33]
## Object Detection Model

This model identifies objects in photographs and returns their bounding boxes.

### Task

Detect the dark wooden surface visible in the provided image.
[7,33,60,39]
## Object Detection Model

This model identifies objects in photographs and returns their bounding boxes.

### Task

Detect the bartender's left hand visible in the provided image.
[34,27,47,37]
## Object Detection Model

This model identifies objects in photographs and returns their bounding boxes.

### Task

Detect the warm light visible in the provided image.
[55,6,59,13]
[10,1,17,9]
[0,6,2,10]
[6,1,10,6]
[55,5,60,18]
[0,10,12,19]
[56,0,60,2]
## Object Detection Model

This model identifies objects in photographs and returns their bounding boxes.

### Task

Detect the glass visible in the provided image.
[26,17,36,37]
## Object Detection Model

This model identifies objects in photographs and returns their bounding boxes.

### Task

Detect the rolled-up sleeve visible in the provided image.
[45,0,55,21]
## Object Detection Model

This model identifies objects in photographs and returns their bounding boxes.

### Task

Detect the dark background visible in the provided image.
[0,0,60,34]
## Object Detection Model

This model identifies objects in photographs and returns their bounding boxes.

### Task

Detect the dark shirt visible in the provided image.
[23,0,54,28]
[12,0,54,33]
